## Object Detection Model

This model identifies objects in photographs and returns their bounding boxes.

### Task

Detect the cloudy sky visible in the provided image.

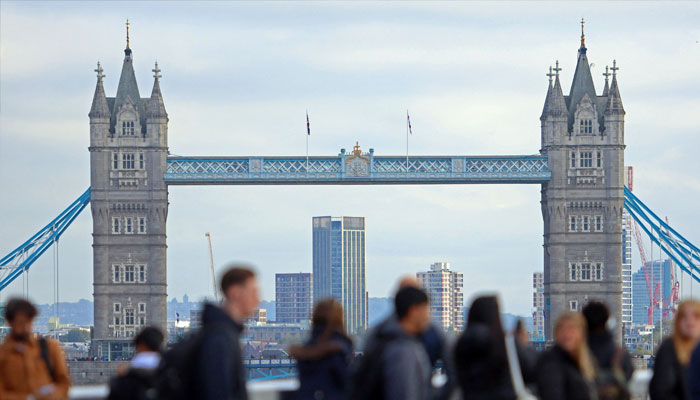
[1,1,699,316]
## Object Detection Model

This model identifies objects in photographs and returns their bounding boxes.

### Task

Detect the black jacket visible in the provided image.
[196,303,247,400]
[454,323,536,400]
[588,330,634,381]
[649,338,690,400]
[536,345,595,400]
[290,328,353,400]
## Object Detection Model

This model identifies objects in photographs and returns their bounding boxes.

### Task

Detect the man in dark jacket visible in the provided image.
[197,266,260,400]
[108,326,164,400]
[351,286,432,400]
[582,301,634,381]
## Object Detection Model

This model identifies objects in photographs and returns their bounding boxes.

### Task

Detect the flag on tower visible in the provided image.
[306,111,311,136]
[407,111,413,135]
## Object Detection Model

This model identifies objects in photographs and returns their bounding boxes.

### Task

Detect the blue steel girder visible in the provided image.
[0,188,91,291]
[164,154,551,185]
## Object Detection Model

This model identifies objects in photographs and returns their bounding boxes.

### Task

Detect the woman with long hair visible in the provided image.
[454,295,534,400]
[649,300,700,400]
[536,312,597,400]
[288,298,353,400]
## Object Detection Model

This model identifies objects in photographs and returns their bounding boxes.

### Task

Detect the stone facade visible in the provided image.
[88,45,169,359]
[540,38,626,342]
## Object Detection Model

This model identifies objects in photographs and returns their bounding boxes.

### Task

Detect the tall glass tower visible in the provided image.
[312,216,367,334]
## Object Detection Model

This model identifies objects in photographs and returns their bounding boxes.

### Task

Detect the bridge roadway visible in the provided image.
[164,153,551,185]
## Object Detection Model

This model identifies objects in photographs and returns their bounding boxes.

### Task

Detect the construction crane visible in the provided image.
[664,216,680,319]
[205,232,219,302]
[628,167,657,325]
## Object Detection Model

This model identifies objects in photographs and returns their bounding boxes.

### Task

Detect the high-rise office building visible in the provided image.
[632,259,672,325]
[621,210,633,326]
[417,262,464,331]
[532,272,545,341]
[312,216,367,334]
[275,273,313,323]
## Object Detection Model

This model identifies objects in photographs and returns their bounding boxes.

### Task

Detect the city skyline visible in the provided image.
[2,2,700,317]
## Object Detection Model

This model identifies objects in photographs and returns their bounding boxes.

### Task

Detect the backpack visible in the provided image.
[107,369,158,400]
[347,335,391,400]
[38,337,56,382]
[595,347,631,400]
[154,331,205,400]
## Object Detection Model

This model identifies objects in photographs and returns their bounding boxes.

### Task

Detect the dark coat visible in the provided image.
[196,303,247,400]
[649,338,690,400]
[536,345,595,400]
[420,324,456,400]
[687,341,700,400]
[454,323,536,400]
[290,327,353,400]
[588,330,634,381]
[107,368,156,400]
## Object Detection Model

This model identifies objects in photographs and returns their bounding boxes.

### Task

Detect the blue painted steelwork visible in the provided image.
[244,359,297,381]
[164,153,551,185]
[624,187,700,284]
[0,188,91,291]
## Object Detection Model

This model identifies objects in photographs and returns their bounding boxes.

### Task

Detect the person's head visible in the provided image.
[312,298,344,332]
[467,296,502,333]
[4,298,38,341]
[582,301,610,333]
[220,266,259,320]
[554,312,595,379]
[394,286,430,335]
[134,326,164,353]
[673,300,700,365]
[398,275,420,290]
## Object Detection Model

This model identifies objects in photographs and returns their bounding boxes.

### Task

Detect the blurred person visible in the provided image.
[649,300,700,400]
[349,286,432,400]
[454,296,536,400]
[107,326,164,400]
[198,266,260,400]
[582,301,633,400]
[0,297,71,400]
[536,312,596,400]
[288,298,352,400]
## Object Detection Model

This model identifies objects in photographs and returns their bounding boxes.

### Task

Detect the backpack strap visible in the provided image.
[39,337,56,382]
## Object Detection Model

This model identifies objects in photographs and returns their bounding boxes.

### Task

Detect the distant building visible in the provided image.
[532,272,545,341]
[416,262,464,331]
[190,309,203,330]
[621,209,633,326]
[632,259,672,325]
[312,216,368,334]
[275,273,312,323]
[247,308,267,324]
[245,322,309,342]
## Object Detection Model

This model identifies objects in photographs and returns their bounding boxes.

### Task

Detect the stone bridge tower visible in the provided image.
[540,23,626,342]
[88,25,169,359]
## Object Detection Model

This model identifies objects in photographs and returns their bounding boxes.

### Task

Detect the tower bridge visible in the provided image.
[2,22,699,363]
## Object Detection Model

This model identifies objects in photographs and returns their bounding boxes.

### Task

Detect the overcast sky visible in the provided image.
[1,1,699,316]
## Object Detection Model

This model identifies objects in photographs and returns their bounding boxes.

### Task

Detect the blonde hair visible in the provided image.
[673,300,700,365]
[554,312,596,380]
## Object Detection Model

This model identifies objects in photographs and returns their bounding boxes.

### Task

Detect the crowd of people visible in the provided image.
[5,265,700,399]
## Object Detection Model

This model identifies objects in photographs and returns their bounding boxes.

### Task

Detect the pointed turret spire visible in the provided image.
[549,61,568,117]
[567,21,597,130]
[111,20,142,132]
[89,62,110,119]
[126,19,131,51]
[605,60,624,115]
[580,18,586,49]
[540,65,555,119]
[602,65,611,97]
[147,62,167,119]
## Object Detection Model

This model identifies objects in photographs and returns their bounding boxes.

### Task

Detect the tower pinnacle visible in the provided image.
[553,60,562,78]
[95,61,105,83]
[546,65,555,85]
[126,19,130,50]
[152,61,161,81]
[611,59,619,78]
[580,18,585,48]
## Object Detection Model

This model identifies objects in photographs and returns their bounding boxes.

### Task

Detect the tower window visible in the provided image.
[112,265,121,283]
[570,152,576,168]
[122,121,135,136]
[139,153,145,169]
[138,217,147,234]
[569,263,578,281]
[125,217,133,234]
[595,263,604,280]
[139,303,146,313]
[113,153,119,170]
[125,310,135,325]
[139,316,145,325]
[569,216,577,232]
[569,300,579,311]
[582,216,590,232]
[580,119,593,134]
[122,153,135,169]
[138,264,147,283]
[114,303,121,313]
[580,152,593,168]
[124,265,135,283]
[114,316,121,326]
[581,263,592,280]
[595,215,603,232]
[596,151,602,168]
[112,217,121,234]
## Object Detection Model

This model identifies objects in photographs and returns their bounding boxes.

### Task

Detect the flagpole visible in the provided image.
[306,110,309,173]
[406,110,409,173]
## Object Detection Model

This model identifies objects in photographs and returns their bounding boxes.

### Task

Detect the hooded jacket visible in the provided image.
[289,327,353,400]
[196,303,247,400]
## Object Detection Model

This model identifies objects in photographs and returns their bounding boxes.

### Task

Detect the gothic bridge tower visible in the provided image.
[88,22,169,359]
[540,20,626,341]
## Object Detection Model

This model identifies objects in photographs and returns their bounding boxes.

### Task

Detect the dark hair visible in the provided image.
[220,266,256,295]
[134,326,164,352]
[394,287,428,320]
[465,296,507,383]
[312,298,344,331]
[582,301,609,332]
[4,298,38,322]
